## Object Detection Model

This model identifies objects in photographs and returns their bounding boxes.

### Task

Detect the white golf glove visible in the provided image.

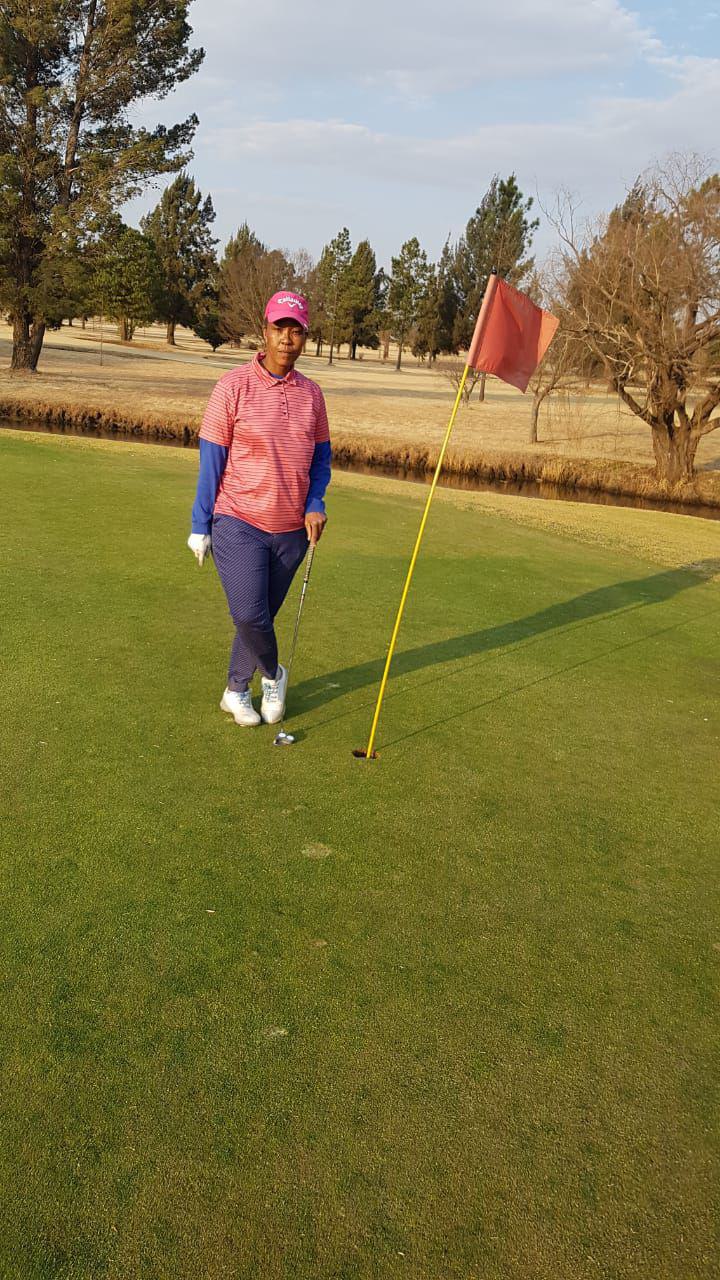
[187,533,212,567]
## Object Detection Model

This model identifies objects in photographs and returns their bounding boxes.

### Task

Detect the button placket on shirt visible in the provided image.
[259,360,292,419]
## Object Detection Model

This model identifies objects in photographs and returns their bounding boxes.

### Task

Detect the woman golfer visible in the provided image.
[187,291,331,726]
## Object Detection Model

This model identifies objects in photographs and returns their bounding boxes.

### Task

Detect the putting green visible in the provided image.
[1,431,719,1279]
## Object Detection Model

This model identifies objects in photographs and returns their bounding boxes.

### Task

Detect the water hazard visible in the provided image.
[3,415,720,522]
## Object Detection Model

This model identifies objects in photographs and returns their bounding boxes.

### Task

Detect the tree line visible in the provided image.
[1,4,718,485]
[215,172,537,371]
[0,2,539,369]
[0,164,542,377]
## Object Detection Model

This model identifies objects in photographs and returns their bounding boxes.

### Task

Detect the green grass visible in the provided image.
[1,432,720,1279]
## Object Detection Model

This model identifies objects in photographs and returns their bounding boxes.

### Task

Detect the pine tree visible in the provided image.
[192,256,222,351]
[412,239,459,362]
[305,257,329,357]
[453,174,539,350]
[193,304,223,351]
[91,222,162,342]
[32,235,95,330]
[387,237,431,370]
[411,263,438,363]
[344,239,383,358]
[306,246,335,357]
[0,0,202,371]
[321,228,352,363]
[142,174,217,345]
[223,223,264,263]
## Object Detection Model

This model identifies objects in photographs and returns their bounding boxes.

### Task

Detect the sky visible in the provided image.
[126,0,720,270]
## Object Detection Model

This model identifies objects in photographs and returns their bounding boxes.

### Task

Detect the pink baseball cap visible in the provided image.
[264,290,309,331]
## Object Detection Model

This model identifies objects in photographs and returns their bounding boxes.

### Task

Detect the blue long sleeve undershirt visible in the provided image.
[190,438,332,535]
[191,440,228,535]
[305,440,332,515]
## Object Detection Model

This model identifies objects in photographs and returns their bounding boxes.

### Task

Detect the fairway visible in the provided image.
[2,432,720,1278]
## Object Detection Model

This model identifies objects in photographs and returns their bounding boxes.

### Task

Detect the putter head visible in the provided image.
[274,730,295,746]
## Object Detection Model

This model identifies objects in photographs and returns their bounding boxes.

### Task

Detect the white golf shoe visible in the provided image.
[220,688,261,727]
[260,664,288,725]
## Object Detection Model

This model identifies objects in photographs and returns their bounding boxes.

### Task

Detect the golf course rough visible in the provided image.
[1,429,719,1280]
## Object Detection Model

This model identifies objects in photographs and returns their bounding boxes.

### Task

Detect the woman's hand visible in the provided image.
[188,533,212,566]
[304,513,327,546]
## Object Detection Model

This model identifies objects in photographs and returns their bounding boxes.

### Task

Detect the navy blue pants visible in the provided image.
[212,514,308,692]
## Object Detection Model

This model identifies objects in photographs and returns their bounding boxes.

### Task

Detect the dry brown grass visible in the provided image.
[329,433,720,508]
[0,397,194,439]
[2,320,719,508]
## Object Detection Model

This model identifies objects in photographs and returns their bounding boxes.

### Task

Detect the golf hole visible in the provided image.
[352,750,379,760]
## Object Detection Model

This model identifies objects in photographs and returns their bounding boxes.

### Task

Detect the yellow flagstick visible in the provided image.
[361,365,470,757]
[359,273,500,760]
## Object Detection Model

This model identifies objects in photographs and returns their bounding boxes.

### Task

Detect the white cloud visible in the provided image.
[190,0,655,94]
[205,55,720,198]
[124,2,718,264]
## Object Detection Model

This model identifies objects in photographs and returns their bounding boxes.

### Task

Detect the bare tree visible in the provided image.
[219,228,297,341]
[550,156,720,485]
[526,316,597,442]
[526,332,574,442]
[289,248,314,291]
[439,362,484,404]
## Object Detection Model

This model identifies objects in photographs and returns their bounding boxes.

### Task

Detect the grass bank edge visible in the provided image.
[2,392,719,512]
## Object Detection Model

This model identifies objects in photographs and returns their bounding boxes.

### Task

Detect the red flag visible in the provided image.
[467,275,559,393]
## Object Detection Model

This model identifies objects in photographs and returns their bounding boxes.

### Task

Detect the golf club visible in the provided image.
[273,541,316,745]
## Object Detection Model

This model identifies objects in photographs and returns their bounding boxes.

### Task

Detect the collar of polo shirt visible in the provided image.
[254,353,298,386]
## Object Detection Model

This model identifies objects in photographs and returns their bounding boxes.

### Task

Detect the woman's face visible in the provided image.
[263,318,306,373]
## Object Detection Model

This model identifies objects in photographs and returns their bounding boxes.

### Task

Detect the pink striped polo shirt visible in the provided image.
[199,354,330,534]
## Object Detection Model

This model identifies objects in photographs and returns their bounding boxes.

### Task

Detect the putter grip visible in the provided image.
[304,543,316,582]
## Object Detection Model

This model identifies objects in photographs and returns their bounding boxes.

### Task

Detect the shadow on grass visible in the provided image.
[384,607,718,754]
[290,560,720,730]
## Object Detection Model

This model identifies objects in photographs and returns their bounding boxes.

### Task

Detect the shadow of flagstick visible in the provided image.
[378,603,720,756]
[300,594,666,732]
[290,561,720,722]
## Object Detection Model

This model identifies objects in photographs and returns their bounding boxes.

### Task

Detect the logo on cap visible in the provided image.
[264,290,309,330]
